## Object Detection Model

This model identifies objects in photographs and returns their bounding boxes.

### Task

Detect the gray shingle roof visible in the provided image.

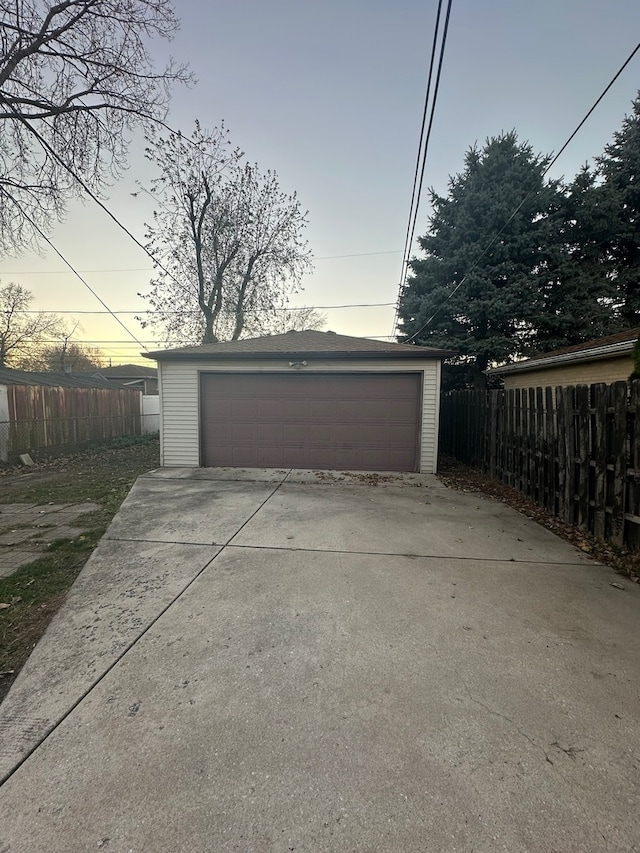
[143,330,454,361]
[488,327,640,375]
[95,364,157,378]
[0,367,133,390]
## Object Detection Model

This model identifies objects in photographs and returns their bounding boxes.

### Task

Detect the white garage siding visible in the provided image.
[158,358,443,473]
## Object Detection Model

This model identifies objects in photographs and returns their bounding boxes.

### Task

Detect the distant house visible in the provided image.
[73,364,158,395]
[487,328,640,390]
[0,367,128,392]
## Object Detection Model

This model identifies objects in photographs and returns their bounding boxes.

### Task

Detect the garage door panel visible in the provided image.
[212,422,255,442]
[201,373,420,471]
[333,423,369,444]
[308,423,334,444]
[256,422,285,442]
[280,424,310,443]
[392,401,422,420]
[334,447,362,468]
[230,399,260,419]
[283,446,312,467]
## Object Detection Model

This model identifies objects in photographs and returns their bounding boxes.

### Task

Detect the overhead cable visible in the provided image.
[0,187,148,350]
[391,0,454,338]
[0,96,194,300]
[17,302,396,315]
[402,39,640,345]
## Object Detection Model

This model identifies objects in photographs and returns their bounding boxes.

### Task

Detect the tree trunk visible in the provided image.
[201,307,218,343]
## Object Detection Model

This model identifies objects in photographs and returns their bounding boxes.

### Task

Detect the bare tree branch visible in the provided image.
[139,122,313,344]
[0,0,191,254]
[0,279,65,364]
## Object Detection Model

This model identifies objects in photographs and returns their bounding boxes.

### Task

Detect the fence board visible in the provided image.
[1,383,141,462]
[440,379,640,551]
[575,386,590,528]
[609,382,627,546]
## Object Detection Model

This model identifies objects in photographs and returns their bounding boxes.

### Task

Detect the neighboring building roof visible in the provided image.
[0,367,132,390]
[143,330,455,361]
[94,364,157,379]
[487,327,640,376]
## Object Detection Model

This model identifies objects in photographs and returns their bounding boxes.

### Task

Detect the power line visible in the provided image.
[0,250,403,276]
[314,250,401,260]
[1,97,403,296]
[394,0,444,325]
[0,187,148,351]
[17,302,396,315]
[392,0,454,339]
[402,38,640,345]
[0,97,196,302]
[1,268,154,275]
[29,332,399,345]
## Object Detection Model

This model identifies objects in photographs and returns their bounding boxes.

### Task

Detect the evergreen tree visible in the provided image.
[398,132,561,378]
[596,93,640,325]
[535,166,621,351]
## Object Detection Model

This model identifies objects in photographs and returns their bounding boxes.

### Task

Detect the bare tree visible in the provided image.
[141,122,313,343]
[19,321,103,371]
[0,281,64,365]
[0,0,190,254]
[259,305,327,336]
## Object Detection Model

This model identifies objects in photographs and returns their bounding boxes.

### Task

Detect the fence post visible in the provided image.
[564,385,577,523]
[592,384,608,540]
[630,380,640,549]
[608,382,627,546]
[485,391,500,477]
[556,386,567,521]
[575,385,590,530]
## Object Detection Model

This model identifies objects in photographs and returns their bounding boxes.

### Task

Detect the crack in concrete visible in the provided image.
[100,536,590,567]
[459,675,614,851]
[458,674,554,765]
[0,470,294,788]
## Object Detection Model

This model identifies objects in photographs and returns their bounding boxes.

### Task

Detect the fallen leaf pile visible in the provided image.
[438,455,640,583]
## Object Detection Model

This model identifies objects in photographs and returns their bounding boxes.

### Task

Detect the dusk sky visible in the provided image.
[2,0,640,365]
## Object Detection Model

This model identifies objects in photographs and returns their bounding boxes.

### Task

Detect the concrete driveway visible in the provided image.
[1,468,639,852]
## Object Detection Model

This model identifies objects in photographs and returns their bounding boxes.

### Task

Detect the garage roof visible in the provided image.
[144,330,454,361]
[487,326,640,376]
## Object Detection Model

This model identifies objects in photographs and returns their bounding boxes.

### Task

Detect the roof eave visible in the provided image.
[144,348,455,362]
[487,340,635,376]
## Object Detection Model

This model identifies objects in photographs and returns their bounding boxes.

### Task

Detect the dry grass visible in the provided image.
[0,437,159,702]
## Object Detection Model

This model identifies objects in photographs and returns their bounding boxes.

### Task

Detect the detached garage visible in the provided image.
[145,330,452,473]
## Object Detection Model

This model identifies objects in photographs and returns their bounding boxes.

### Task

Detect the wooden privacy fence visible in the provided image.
[440,380,640,549]
[0,383,142,462]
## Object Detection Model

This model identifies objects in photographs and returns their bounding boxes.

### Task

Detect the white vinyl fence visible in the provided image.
[142,394,160,434]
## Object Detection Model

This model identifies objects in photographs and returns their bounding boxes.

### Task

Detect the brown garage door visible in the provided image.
[200,372,421,471]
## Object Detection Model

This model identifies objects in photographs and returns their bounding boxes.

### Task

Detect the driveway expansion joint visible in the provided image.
[223,542,593,567]
[0,469,293,788]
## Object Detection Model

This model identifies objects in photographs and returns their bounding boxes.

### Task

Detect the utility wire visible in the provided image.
[17,302,396,315]
[0,187,148,351]
[0,96,195,300]
[403,38,640,345]
[0,251,401,278]
[397,0,444,291]
[392,0,454,338]
[0,250,402,275]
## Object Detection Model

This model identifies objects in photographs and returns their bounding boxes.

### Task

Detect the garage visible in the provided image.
[146,330,452,474]
[200,372,421,471]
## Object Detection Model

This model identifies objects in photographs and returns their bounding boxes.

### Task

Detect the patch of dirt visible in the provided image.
[437,455,640,583]
[0,438,160,703]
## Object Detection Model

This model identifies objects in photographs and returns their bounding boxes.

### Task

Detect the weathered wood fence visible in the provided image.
[0,383,142,462]
[440,380,640,549]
